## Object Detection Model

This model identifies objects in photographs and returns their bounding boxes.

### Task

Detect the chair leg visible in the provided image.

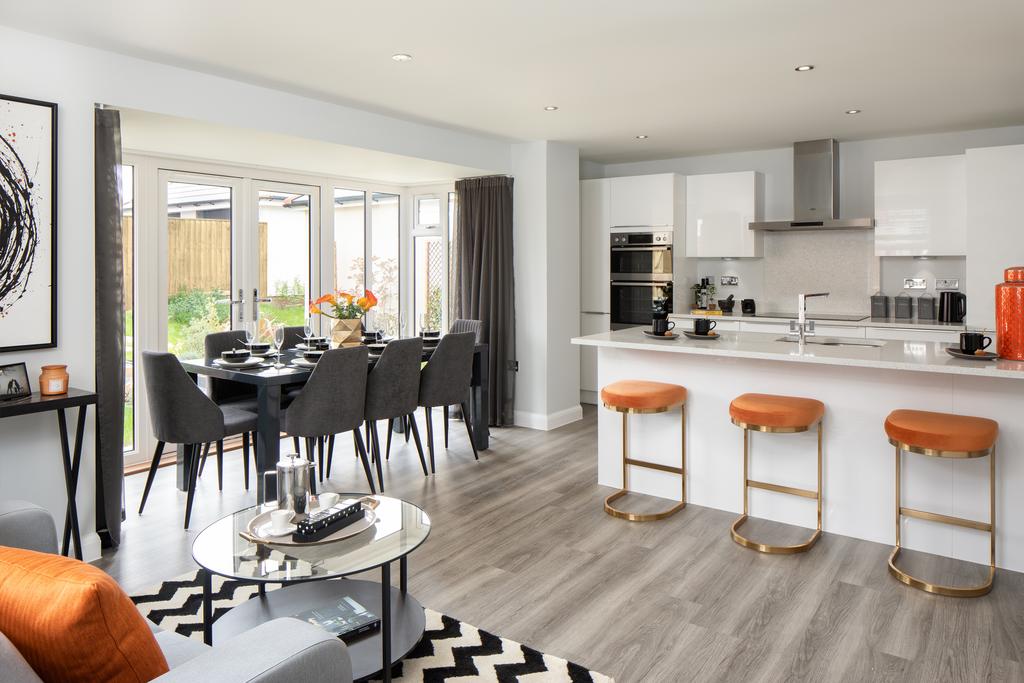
[326,434,335,479]
[317,436,325,483]
[370,421,385,492]
[304,437,318,496]
[365,423,372,461]
[242,433,251,491]
[292,436,300,454]
[353,430,376,494]
[385,418,394,460]
[215,440,224,491]
[460,401,479,460]
[183,444,201,529]
[138,440,165,514]
[443,405,450,449]
[404,415,410,443]
[423,407,436,474]
[198,441,210,476]
[407,414,428,476]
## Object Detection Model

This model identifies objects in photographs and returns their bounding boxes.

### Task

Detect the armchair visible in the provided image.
[0,501,353,683]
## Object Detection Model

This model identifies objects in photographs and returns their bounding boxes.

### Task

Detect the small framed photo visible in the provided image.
[0,362,31,401]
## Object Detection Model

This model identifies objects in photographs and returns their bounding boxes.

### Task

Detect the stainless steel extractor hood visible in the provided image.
[749,139,874,231]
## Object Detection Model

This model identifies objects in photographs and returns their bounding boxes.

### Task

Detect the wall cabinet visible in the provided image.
[685,171,763,258]
[580,179,610,314]
[608,174,682,228]
[580,312,610,400]
[874,155,966,256]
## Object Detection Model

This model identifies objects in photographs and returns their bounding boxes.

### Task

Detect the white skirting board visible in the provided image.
[596,346,1023,572]
[515,404,584,431]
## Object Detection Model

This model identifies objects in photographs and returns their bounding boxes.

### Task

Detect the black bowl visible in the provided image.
[302,350,324,362]
[421,330,441,339]
[310,340,330,351]
[717,299,735,313]
[221,349,251,362]
[247,342,271,354]
[367,343,388,355]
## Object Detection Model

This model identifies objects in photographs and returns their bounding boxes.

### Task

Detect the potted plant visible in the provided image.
[309,289,378,346]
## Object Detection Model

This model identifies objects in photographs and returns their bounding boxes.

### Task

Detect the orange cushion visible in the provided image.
[0,546,169,683]
[601,380,687,410]
[885,409,998,453]
[729,393,824,429]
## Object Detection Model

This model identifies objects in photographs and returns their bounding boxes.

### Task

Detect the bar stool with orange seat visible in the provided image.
[884,409,998,597]
[600,379,688,521]
[728,392,825,554]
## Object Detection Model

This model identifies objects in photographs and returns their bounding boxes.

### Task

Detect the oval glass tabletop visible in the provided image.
[192,495,431,583]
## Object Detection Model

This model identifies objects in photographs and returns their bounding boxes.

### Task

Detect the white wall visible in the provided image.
[0,24,513,561]
[511,141,582,429]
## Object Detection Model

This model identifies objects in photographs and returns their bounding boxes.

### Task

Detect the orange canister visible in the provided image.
[996,267,1024,360]
[39,364,69,396]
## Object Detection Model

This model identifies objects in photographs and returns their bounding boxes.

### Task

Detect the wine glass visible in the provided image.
[273,324,286,369]
[244,321,256,347]
[303,315,314,344]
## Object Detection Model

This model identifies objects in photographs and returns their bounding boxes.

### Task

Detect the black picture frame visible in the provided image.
[0,93,58,354]
[0,362,31,401]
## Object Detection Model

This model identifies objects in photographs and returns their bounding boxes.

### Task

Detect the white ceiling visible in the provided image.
[118,109,490,186]
[3,0,1023,163]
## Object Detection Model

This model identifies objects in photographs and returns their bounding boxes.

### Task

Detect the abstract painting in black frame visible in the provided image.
[1,93,58,353]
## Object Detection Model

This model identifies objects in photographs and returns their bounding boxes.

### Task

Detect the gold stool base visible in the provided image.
[730,514,821,554]
[887,546,994,597]
[604,489,686,522]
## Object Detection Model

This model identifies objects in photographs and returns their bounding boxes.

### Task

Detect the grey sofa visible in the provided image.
[0,500,353,683]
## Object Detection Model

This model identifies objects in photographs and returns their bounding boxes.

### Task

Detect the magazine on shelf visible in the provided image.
[293,596,381,642]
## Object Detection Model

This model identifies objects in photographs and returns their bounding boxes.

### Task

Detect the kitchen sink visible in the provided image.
[776,335,886,348]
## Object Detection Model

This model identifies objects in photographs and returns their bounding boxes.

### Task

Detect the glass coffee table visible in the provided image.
[192,495,431,682]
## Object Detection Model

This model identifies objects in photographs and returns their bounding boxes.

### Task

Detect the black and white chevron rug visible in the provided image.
[131,571,612,682]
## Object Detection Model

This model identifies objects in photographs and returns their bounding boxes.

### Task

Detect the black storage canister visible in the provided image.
[870,292,890,318]
[917,293,936,320]
[894,292,914,319]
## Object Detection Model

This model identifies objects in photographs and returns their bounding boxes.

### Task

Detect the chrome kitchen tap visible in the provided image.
[791,292,830,345]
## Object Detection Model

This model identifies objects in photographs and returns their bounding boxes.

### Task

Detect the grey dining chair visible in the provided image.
[418,331,478,472]
[363,337,428,490]
[203,330,261,490]
[283,325,307,350]
[140,351,258,528]
[284,346,376,494]
[441,319,484,447]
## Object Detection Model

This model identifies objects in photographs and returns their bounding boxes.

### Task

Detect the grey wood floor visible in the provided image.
[98,407,1024,682]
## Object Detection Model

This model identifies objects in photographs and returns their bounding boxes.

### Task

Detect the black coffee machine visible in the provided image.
[938,291,966,323]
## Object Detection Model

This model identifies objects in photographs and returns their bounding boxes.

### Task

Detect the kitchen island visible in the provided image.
[572,327,1024,571]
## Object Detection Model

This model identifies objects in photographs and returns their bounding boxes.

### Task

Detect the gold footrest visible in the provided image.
[604,489,686,522]
[887,546,994,597]
[730,514,821,554]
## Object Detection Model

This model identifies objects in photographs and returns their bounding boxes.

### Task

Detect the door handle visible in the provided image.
[216,288,246,322]
[252,288,272,321]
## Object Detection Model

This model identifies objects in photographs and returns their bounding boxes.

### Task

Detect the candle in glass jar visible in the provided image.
[39,365,69,396]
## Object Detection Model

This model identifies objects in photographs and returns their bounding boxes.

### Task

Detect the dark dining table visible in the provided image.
[179,343,489,503]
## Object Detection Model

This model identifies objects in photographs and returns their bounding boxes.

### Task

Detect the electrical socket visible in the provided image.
[935,278,960,290]
[903,278,926,289]
[508,360,519,372]
[720,276,739,286]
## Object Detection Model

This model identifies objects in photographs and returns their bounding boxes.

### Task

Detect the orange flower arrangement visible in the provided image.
[309,289,377,319]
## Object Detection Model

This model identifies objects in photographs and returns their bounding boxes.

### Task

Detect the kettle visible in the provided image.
[938,291,966,323]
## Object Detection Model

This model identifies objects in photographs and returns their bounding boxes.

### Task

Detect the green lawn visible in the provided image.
[123,402,134,450]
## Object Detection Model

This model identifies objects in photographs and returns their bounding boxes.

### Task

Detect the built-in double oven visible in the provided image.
[610,229,673,329]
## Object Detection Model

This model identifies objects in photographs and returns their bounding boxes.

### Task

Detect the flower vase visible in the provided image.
[331,318,363,347]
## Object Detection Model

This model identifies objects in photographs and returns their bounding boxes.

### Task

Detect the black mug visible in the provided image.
[693,319,717,335]
[652,319,676,335]
[959,332,992,354]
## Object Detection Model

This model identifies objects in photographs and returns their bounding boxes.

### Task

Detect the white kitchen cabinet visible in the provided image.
[874,155,966,256]
[685,171,763,258]
[580,312,611,401]
[580,179,610,314]
[608,174,683,228]
[865,327,960,344]
[966,143,1024,328]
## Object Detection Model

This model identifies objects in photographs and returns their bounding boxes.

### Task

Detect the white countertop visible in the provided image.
[667,311,969,331]
[572,327,1024,380]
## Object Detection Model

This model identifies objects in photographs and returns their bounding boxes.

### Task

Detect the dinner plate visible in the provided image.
[945,347,998,361]
[292,358,319,368]
[213,357,263,369]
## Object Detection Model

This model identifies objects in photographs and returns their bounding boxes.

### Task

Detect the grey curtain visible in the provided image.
[454,176,515,426]
[94,107,125,547]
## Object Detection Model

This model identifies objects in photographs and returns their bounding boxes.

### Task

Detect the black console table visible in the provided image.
[0,388,97,559]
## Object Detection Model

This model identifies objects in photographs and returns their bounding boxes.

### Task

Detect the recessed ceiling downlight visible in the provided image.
[794,64,814,72]
[635,135,649,140]
[544,106,559,111]
[845,109,862,114]
[391,53,413,62]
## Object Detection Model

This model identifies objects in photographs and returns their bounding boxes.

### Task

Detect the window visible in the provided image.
[120,165,134,452]
[369,192,400,335]
[257,189,311,333]
[333,188,366,293]
[413,235,444,332]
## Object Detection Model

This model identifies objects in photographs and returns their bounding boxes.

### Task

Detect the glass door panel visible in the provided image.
[413,235,444,333]
[256,188,311,337]
[164,180,235,357]
[333,188,366,292]
[370,192,400,335]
